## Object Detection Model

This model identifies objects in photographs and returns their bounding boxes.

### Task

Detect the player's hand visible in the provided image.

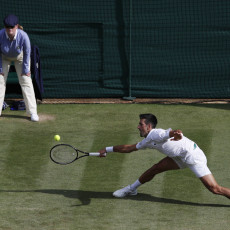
[99,149,107,157]
[21,72,31,77]
[170,130,183,141]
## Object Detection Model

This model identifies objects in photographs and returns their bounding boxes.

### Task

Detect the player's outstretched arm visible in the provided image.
[99,144,138,157]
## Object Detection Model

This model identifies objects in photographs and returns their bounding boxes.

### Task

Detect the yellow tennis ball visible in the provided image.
[54,135,60,141]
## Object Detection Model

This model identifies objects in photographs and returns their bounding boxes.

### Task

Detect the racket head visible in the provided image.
[50,144,78,165]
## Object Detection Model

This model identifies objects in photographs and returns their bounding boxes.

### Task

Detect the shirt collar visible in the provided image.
[5,29,18,40]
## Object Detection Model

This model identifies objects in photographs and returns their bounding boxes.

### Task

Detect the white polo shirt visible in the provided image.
[136,128,200,165]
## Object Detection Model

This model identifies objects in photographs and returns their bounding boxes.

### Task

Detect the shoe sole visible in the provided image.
[113,192,138,198]
[31,119,39,122]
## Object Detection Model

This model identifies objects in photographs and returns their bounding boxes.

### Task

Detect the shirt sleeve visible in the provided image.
[136,138,148,150]
[0,53,2,73]
[0,30,3,73]
[147,128,171,142]
[22,32,31,74]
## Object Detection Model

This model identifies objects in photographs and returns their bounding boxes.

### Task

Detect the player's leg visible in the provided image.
[113,157,180,197]
[0,74,7,116]
[200,174,230,199]
[139,156,180,184]
[0,56,10,116]
[14,53,38,121]
[186,147,230,199]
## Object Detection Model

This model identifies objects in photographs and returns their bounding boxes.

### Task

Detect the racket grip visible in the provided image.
[89,152,106,157]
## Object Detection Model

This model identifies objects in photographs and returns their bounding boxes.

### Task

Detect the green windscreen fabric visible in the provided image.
[3,0,230,99]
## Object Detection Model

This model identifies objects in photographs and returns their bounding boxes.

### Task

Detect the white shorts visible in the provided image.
[171,147,212,178]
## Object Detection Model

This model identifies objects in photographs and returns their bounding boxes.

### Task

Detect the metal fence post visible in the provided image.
[123,0,136,101]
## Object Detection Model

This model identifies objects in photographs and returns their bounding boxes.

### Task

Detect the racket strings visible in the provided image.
[50,145,78,164]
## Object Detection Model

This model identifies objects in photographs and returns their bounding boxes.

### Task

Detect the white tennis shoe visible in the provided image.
[31,113,39,122]
[113,185,137,198]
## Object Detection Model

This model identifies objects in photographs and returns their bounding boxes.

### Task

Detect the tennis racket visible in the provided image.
[50,144,105,165]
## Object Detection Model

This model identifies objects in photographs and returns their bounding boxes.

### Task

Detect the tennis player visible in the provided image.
[99,113,230,199]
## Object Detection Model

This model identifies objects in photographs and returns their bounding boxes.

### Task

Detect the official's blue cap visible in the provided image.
[3,14,19,27]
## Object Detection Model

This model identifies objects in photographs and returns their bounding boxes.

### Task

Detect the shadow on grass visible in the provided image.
[1,114,29,120]
[1,189,229,208]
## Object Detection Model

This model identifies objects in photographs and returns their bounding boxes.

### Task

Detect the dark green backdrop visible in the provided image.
[3,0,230,99]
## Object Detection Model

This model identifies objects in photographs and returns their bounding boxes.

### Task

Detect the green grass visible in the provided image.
[0,103,229,230]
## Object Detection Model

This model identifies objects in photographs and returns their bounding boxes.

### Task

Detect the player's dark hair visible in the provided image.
[139,114,157,128]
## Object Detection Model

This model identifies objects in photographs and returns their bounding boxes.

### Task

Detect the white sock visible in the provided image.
[130,179,142,190]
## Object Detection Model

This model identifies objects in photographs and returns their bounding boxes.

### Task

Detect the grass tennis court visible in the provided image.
[0,103,229,230]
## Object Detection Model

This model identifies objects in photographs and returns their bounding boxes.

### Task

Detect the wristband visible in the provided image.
[106,146,114,153]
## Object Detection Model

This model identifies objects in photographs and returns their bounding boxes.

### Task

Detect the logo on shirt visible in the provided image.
[17,46,20,50]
